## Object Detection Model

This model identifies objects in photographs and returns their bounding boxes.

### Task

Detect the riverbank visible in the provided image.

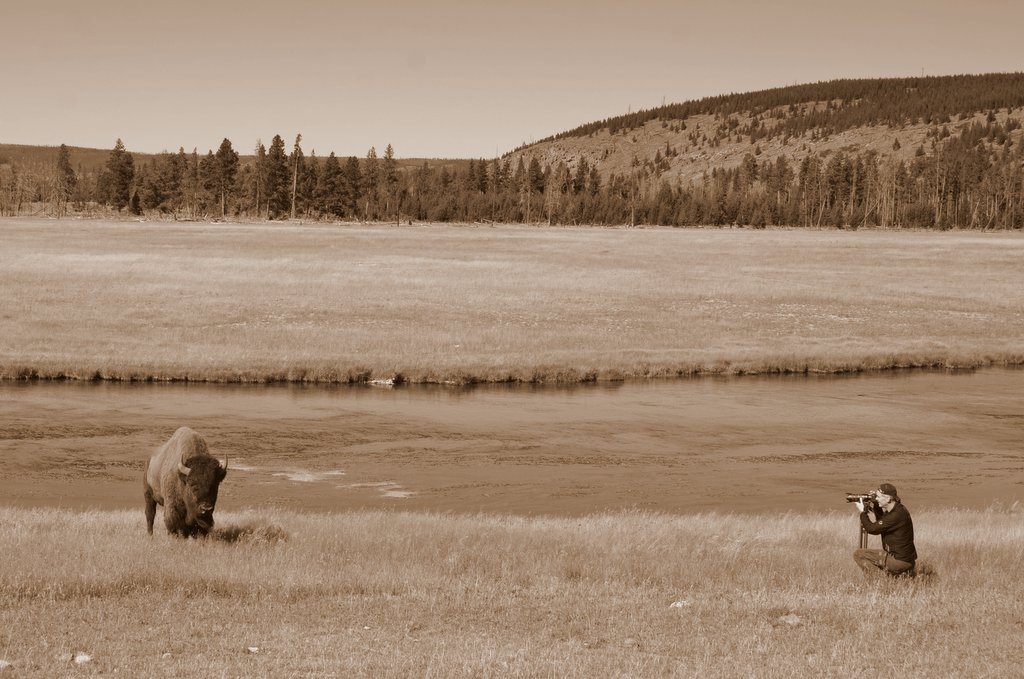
[2,219,1022,385]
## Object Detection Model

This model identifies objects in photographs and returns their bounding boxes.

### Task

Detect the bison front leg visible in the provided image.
[144,486,157,536]
[163,502,189,538]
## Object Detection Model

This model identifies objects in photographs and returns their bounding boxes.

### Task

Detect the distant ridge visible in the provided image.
[518,73,1024,150]
[0,142,466,175]
[502,72,1024,216]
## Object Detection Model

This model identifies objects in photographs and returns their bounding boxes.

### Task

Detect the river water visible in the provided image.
[1,369,1020,515]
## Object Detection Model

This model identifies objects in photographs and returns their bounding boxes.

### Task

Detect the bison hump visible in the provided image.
[171,427,211,463]
[149,427,213,489]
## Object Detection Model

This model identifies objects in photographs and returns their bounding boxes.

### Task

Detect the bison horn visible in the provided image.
[178,461,191,476]
[221,456,228,472]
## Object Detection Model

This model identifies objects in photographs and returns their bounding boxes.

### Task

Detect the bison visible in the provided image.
[144,426,228,537]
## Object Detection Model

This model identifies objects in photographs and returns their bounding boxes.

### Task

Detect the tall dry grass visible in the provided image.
[0,506,1020,677]
[1,218,1022,384]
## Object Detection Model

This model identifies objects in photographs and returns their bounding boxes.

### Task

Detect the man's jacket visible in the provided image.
[861,502,917,563]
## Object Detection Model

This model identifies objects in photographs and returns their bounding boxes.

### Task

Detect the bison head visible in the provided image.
[177,456,228,533]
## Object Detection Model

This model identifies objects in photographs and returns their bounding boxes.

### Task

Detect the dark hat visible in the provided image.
[878,483,899,499]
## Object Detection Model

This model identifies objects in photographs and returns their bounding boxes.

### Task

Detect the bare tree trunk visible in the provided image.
[290,163,298,220]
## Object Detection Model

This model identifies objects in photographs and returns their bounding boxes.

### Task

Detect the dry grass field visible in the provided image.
[1,218,1022,384]
[0,506,1020,677]
[3,218,1023,677]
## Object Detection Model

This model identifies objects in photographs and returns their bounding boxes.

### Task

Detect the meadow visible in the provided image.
[2,218,1022,384]
[3,218,1023,677]
[0,506,1020,677]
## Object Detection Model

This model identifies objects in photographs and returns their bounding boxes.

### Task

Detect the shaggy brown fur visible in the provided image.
[144,427,227,538]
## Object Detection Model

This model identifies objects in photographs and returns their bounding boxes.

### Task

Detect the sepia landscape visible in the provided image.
[5,74,1024,230]
[2,2,1024,677]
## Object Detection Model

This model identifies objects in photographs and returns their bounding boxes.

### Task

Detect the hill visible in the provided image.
[0,143,120,174]
[506,73,1024,185]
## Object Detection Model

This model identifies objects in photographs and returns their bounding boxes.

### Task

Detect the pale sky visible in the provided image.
[3,0,1022,158]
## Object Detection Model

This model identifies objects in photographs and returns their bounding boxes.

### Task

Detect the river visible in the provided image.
[1,369,1020,515]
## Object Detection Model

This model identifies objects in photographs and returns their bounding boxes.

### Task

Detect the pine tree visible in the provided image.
[475,158,489,193]
[252,141,267,218]
[408,161,431,221]
[629,155,641,227]
[199,151,218,215]
[382,144,398,224]
[572,158,589,195]
[290,134,304,219]
[213,138,239,218]
[362,146,379,221]
[545,162,568,225]
[55,144,76,217]
[299,151,320,217]
[265,135,291,219]
[512,158,527,222]
[319,152,344,217]
[527,157,544,193]
[137,161,162,212]
[153,150,185,214]
[175,148,189,215]
[343,156,361,217]
[491,158,508,194]
[100,139,134,211]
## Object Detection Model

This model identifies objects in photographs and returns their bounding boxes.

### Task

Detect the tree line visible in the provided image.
[0,135,403,222]
[2,115,1023,229]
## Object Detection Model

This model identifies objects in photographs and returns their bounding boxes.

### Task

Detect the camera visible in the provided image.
[845,491,879,511]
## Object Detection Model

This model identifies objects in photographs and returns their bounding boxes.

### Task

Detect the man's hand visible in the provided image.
[855,500,865,512]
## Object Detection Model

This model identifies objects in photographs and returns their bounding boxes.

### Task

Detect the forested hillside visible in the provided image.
[506,73,1024,228]
[2,73,1023,228]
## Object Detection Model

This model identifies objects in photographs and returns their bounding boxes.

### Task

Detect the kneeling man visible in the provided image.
[853,482,917,577]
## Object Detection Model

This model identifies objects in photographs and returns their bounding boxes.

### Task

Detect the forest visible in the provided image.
[2,74,1023,229]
